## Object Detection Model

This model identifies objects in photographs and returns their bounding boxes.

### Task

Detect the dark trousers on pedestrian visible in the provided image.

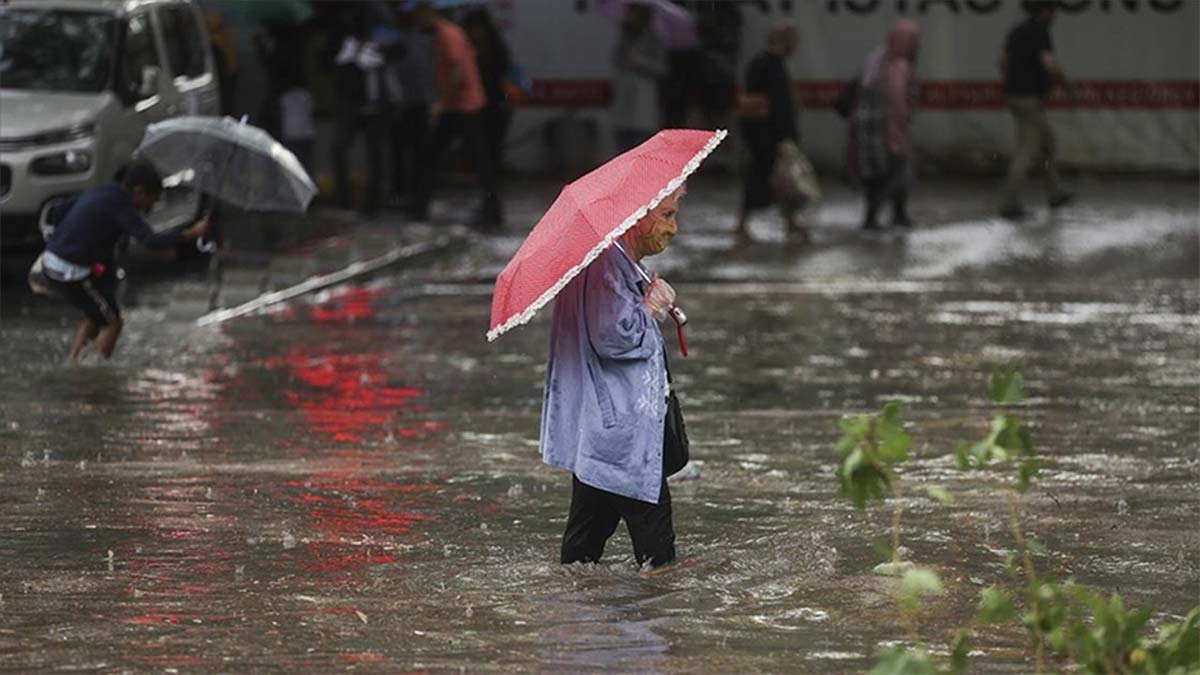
[411,110,502,227]
[863,153,911,228]
[483,102,512,176]
[561,475,676,569]
[333,107,388,214]
[392,102,429,200]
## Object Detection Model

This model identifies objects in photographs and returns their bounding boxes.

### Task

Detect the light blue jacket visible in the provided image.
[540,246,667,504]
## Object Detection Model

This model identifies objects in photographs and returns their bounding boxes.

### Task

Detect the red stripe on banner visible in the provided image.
[525,80,612,108]
[520,79,1199,109]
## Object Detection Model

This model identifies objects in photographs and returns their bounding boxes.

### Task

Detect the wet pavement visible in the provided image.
[0,175,1197,672]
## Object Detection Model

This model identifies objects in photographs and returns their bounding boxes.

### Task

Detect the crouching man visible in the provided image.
[41,161,209,362]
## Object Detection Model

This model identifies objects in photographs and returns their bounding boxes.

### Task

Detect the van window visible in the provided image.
[159,6,207,79]
[120,12,160,99]
[0,9,116,93]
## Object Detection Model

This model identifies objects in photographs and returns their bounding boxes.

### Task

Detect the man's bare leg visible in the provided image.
[95,319,123,359]
[68,319,100,362]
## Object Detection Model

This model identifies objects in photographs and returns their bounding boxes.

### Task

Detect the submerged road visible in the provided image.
[0,176,1196,671]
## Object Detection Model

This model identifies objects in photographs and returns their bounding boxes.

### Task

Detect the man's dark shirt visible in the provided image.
[1004,17,1054,97]
[46,182,185,267]
[744,51,798,144]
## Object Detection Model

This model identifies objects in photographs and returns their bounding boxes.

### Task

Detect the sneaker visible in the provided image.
[999,204,1028,221]
[1048,192,1074,209]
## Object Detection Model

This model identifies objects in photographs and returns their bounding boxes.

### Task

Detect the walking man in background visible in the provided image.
[999,0,1073,220]
[408,0,503,230]
[41,162,209,362]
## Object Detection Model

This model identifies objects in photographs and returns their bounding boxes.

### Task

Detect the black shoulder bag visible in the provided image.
[662,347,690,476]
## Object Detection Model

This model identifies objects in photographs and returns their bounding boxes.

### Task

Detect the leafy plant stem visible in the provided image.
[1006,487,1045,673]
[891,473,904,565]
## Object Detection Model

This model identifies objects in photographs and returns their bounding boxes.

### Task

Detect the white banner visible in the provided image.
[502,0,1199,173]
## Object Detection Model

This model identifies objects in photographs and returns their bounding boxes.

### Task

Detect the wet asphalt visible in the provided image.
[0,174,1197,672]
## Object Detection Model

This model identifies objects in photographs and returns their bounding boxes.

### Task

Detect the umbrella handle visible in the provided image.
[670,305,688,358]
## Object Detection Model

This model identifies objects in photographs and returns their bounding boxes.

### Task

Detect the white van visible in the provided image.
[0,0,219,252]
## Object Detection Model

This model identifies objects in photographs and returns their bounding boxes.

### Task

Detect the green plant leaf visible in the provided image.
[878,428,911,463]
[837,414,871,453]
[949,629,971,674]
[1017,425,1035,456]
[953,441,971,471]
[977,587,1017,623]
[901,567,944,598]
[1017,457,1042,493]
[970,439,996,466]
[877,401,911,463]
[926,486,955,505]
[1140,606,1200,673]
[869,647,936,675]
[989,360,1025,404]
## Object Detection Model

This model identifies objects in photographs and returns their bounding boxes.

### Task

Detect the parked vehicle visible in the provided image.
[0,0,219,253]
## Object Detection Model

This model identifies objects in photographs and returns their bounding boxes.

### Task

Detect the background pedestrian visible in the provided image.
[735,20,801,241]
[408,0,503,230]
[610,3,668,153]
[999,0,1073,220]
[461,8,515,176]
[388,4,435,206]
[848,19,920,231]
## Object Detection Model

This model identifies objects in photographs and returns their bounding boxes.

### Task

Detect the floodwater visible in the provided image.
[0,177,1197,671]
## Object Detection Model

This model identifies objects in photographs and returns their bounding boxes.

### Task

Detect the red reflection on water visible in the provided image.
[269,347,422,444]
[340,652,387,664]
[309,286,386,323]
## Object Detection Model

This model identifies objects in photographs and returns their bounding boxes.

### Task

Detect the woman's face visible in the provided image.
[636,189,683,258]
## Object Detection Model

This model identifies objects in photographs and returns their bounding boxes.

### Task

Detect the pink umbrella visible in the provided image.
[595,0,700,50]
[488,128,726,350]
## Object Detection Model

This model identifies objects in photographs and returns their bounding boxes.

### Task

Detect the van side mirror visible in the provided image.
[137,65,159,99]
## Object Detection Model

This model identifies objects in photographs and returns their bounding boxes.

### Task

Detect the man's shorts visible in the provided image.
[53,273,121,326]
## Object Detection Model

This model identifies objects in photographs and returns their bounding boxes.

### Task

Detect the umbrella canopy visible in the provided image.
[136,116,317,214]
[595,0,699,50]
[487,128,726,342]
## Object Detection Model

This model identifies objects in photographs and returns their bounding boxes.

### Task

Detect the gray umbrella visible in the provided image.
[136,115,316,214]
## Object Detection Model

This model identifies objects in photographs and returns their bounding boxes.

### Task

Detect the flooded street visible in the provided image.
[1,177,1197,671]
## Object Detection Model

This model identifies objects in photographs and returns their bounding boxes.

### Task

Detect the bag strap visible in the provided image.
[662,345,674,388]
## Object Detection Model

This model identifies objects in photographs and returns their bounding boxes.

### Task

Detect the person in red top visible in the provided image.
[408,1,503,230]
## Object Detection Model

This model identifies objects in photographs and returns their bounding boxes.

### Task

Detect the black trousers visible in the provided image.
[392,102,429,199]
[561,475,676,568]
[333,107,389,214]
[863,154,910,228]
[411,110,501,224]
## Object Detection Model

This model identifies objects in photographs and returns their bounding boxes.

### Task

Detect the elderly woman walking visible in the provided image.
[487,129,724,569]
[848,20,920,231]
[541,187,685,569]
